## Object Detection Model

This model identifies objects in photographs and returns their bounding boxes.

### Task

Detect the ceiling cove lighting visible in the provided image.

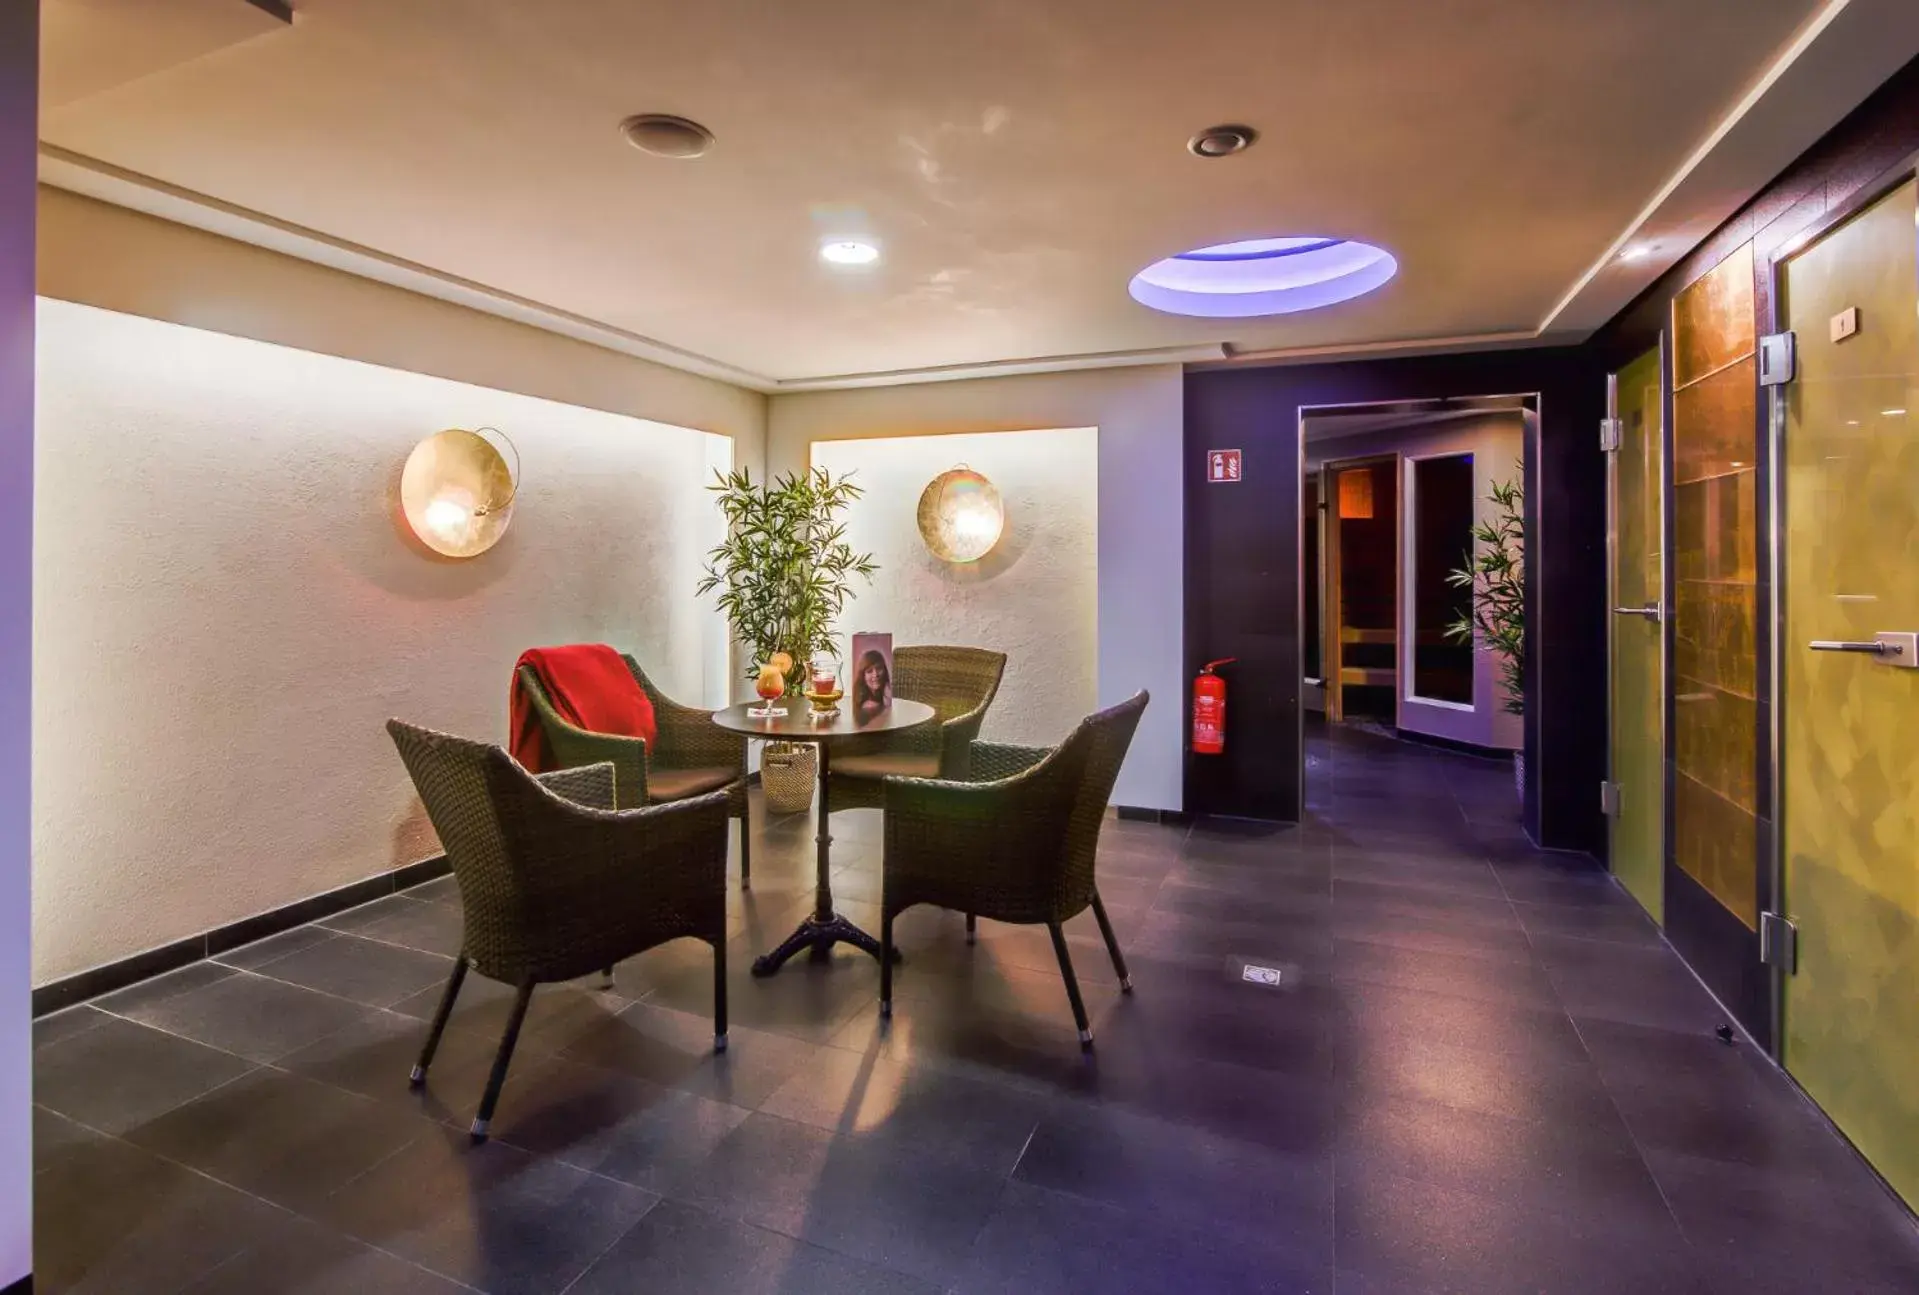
[820,238,881,266]
[1128,236,1397,318]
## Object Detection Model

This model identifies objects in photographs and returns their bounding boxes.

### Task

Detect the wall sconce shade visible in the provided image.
[401,427,518,557]
[917,466,1004,562]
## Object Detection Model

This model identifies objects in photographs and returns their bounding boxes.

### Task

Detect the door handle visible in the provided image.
[1612,605,1661,621]
[1807,632,1918,668]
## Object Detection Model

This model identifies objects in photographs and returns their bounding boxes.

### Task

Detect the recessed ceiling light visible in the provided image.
[1619,243,1654,263]
[620,114,714,159]
[1129,236,1397,318]
[1188,124,1258,158]
[820,238,881,266]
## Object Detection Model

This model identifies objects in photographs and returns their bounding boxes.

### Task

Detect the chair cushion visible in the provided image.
[832,752,941,781]
[646,766,737,803]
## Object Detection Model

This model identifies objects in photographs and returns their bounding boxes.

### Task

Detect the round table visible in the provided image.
[712,698,936,976]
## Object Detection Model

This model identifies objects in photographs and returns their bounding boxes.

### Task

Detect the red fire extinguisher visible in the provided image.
[1192,658,1235,755]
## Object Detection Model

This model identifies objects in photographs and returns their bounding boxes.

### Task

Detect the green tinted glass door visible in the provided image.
[1610,347,1664,921]
[1778,177,1919,1209]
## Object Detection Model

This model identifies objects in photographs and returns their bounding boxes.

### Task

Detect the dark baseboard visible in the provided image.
[1115,806,1191,825]
[32,855,452,1017]
[3,1272,31,1294]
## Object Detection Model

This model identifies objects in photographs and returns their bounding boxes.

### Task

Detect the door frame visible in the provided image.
[1760,149,1919,1057]
[1605,337,1670,895]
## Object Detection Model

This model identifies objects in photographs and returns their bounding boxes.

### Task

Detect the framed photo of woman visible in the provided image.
[850,632,894,723]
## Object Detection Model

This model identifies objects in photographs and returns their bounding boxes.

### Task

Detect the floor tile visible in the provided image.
[273,1003,514,1126]
[1013,1101,1332,1253]
[250,932,456,1009]
[485,1053,751,1192]
[1335,1164,1709,1295]
[104,968,370,1063]
[667,1111,1006,1287]
[348,897,468,958]
[127,1065,427,1212]
[179,1213,472,1294]
[956,1180,1329,1294]
[34,1005,108,1051]
[759,1045,1052,1175]
[33,1104,106,1177]
[1645,1149,1919,1294]
[313,1123,657,1295]
[560,999,821,1109]
[34,1013,256,1135]
[35,1133,292,1295]
[211,924,341,972]
[569,1198,942,1295]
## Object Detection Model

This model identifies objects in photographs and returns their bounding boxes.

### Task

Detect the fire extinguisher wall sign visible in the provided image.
[1192,658,1235,755]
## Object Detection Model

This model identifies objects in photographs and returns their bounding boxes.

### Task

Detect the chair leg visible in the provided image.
[879,912,895,1018]
[1047,923,1094,1049]
[713,937,729,1052]
[411,956,468,1086]
[470,980,535,1142]
[965,913,977,945]
[739,808,752,890]
[1090,891,1133,993]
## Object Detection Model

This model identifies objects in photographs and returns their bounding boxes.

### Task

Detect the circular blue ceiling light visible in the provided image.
[1128,236,1398,318]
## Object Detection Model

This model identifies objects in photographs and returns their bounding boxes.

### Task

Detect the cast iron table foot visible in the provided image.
[751,914,902,976]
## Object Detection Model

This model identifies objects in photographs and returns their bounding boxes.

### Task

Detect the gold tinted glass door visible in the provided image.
[1778,176,1919,1209]
[1610,347,1664,921]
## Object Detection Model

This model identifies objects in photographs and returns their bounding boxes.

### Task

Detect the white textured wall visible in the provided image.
[0,0,35,1281]
[32,299,729,984]
[768,366,1183,810]
[813,430,1099,748]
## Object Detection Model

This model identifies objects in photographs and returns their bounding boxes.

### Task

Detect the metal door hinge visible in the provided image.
[1760,911,1798,973]
[1600,781,1621,817]
[1759,331,1796,387]
[1599,418,1623,453]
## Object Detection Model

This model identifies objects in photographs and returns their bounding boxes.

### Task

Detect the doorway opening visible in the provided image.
[1300,394,1534,761]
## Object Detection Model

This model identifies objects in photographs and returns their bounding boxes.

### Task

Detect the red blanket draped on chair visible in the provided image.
[509,644,658,773]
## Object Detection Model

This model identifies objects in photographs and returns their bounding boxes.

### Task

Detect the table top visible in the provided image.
[710,697,936,743]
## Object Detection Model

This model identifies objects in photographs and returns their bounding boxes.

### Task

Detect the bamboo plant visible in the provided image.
[1444,469,1525,717]
[696,466,877,692]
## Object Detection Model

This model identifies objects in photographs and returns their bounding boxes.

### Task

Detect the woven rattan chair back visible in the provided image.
[1056,691,1149,908]
[893,645,1007,729]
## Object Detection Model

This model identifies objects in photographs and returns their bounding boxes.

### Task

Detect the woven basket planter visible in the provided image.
[761,741,817,815]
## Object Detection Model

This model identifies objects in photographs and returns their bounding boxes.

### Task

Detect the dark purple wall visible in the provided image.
[1184,348,1606,851]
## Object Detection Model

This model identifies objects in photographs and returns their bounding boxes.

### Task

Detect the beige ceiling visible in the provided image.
[35,0,1864,384]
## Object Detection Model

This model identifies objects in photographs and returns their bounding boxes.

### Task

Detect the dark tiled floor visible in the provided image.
[31,725,1919,1293]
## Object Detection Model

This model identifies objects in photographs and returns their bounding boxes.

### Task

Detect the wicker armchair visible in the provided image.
[878,691,1149,1048]
[828,645,1008,811]
[386,719,731,1140]
[517,653,752,886]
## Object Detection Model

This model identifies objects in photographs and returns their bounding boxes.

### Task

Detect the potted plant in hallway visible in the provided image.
[698,466,877,814]
[1446,469,1526,798]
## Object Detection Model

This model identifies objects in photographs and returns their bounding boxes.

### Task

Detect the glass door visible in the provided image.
[1609,346,1665,920]
[1776,175,1919,1209]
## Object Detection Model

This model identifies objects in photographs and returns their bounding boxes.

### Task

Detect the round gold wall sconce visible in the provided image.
[917,465,1004,563]
[400,427,519,558]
